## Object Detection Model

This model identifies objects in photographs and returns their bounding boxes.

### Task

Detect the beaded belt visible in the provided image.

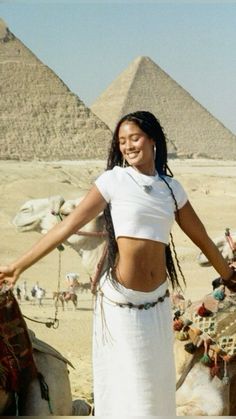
[97,288,170,310]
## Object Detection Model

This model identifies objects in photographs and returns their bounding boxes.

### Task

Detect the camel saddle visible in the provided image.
[28,329,74,369]
[182,290,236,360]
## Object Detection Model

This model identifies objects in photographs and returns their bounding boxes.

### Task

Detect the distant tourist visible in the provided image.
[65,272,79,293]
[16,285,21,302]
[36,287,45,306]
[22,279,29,301]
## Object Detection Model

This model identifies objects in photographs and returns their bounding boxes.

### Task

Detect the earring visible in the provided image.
[153,145,156,160]
[122,158,126,168]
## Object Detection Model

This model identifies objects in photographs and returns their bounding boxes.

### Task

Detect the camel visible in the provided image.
[0,336,91,416]
[19,332,74,416]
[78,282,91,293]
[13,195,107,278]
[175,339,225,415]
[198,230,236,266]
[0,324,91,416]
[53,291,78,310]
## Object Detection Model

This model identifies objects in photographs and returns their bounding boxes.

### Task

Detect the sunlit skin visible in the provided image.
[118,121,156,176]
[0,121,234,292]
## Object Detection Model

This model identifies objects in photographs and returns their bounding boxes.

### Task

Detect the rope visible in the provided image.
[51,247,63,329]
[22,314,58,329]
[37,372,53,414]
[22,246,63,329]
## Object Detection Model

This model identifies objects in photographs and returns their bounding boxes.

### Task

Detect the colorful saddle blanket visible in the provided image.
[0,290,37,393]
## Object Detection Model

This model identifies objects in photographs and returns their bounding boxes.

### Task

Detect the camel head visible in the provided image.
[12,196,65,233]
[12,195,107,277]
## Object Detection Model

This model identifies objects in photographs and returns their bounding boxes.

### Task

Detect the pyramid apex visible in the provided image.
[0,18,14,42]
[132,55,153,64]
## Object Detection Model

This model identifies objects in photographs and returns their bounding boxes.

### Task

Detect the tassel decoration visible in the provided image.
[197,302,212,317]
[222,358,230,385]
[176,330,189,341]
[173,318,184,331]
[200,338,213,366]
[184,342,197,354]
[183,319,192,331]
[210,351,220,377]
[213,285,225,301]
[173,310,181,320]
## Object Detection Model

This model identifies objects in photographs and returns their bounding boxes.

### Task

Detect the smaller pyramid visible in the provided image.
[91,56,236,159]
[0,19,111,161]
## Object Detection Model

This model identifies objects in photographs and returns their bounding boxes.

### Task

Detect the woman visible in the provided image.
[0,111,235,416]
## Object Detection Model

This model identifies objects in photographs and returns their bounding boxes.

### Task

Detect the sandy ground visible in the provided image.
[1,158,236,405]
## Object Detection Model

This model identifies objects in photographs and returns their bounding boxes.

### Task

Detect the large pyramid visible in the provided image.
[0,19,111,160]
[91,56,236,159]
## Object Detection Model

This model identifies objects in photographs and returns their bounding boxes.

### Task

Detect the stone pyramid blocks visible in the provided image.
[0,19,111,161]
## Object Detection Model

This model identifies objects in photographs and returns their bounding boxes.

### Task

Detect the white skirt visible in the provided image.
[92,273,176,416]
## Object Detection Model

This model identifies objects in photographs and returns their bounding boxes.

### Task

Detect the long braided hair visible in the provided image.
[104,110,186,290]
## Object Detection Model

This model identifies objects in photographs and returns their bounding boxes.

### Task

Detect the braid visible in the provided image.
[103,205,117,273]
[160,175,186,290]
[103,111,185,290]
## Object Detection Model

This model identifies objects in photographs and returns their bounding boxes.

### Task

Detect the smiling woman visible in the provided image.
[118,121,156,175]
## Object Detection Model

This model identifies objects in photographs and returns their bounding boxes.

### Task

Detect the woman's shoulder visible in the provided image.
[160,175,181,186]
[160,174,187,196]
[161,174,184,189]
[95,165,124,183]
[102,165,125,178]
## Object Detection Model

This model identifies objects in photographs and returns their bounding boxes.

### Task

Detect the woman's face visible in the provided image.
[118,121,155,174]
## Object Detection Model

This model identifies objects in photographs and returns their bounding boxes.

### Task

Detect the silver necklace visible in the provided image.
[125,167,158,194]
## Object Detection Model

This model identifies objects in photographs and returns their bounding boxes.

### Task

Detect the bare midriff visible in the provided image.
[114,237,167,292]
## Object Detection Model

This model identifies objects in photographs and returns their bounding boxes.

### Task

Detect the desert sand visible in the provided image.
[1,158,236,405]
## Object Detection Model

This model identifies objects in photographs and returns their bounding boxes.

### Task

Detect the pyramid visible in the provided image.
[91,56,236,159]
[0,19,111,160]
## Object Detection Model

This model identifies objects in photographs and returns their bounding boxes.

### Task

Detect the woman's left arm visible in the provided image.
[176,201,236,286]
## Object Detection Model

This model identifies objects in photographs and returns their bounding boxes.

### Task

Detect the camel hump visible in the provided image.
[28,329,74,369]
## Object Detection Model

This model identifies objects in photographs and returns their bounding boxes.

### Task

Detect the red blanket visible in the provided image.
[0,290,37,392]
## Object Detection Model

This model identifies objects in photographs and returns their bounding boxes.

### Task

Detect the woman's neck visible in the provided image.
[131,164,156,176]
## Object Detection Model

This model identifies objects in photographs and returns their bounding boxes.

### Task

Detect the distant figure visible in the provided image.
[31,286,36,298]
[31,281,39,299]
[22,279,29,301]
[65,272,80,299]
[36,287,45,306]
[16,285,21,301]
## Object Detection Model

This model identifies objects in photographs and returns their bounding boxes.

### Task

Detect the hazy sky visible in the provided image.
[1,0,236,134]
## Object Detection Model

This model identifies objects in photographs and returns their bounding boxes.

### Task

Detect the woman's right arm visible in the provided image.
[0,186,107,288]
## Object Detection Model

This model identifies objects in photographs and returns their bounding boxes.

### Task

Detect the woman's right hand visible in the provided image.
[0,264,20,290]
[222,267,236,292]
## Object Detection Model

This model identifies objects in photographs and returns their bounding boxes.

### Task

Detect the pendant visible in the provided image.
[143,185,153,193]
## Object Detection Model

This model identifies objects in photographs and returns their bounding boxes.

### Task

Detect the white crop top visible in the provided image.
[95,166,188,244]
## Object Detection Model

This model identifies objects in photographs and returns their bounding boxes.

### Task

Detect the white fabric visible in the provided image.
[93,275,176,416]
[95,166,188,244]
